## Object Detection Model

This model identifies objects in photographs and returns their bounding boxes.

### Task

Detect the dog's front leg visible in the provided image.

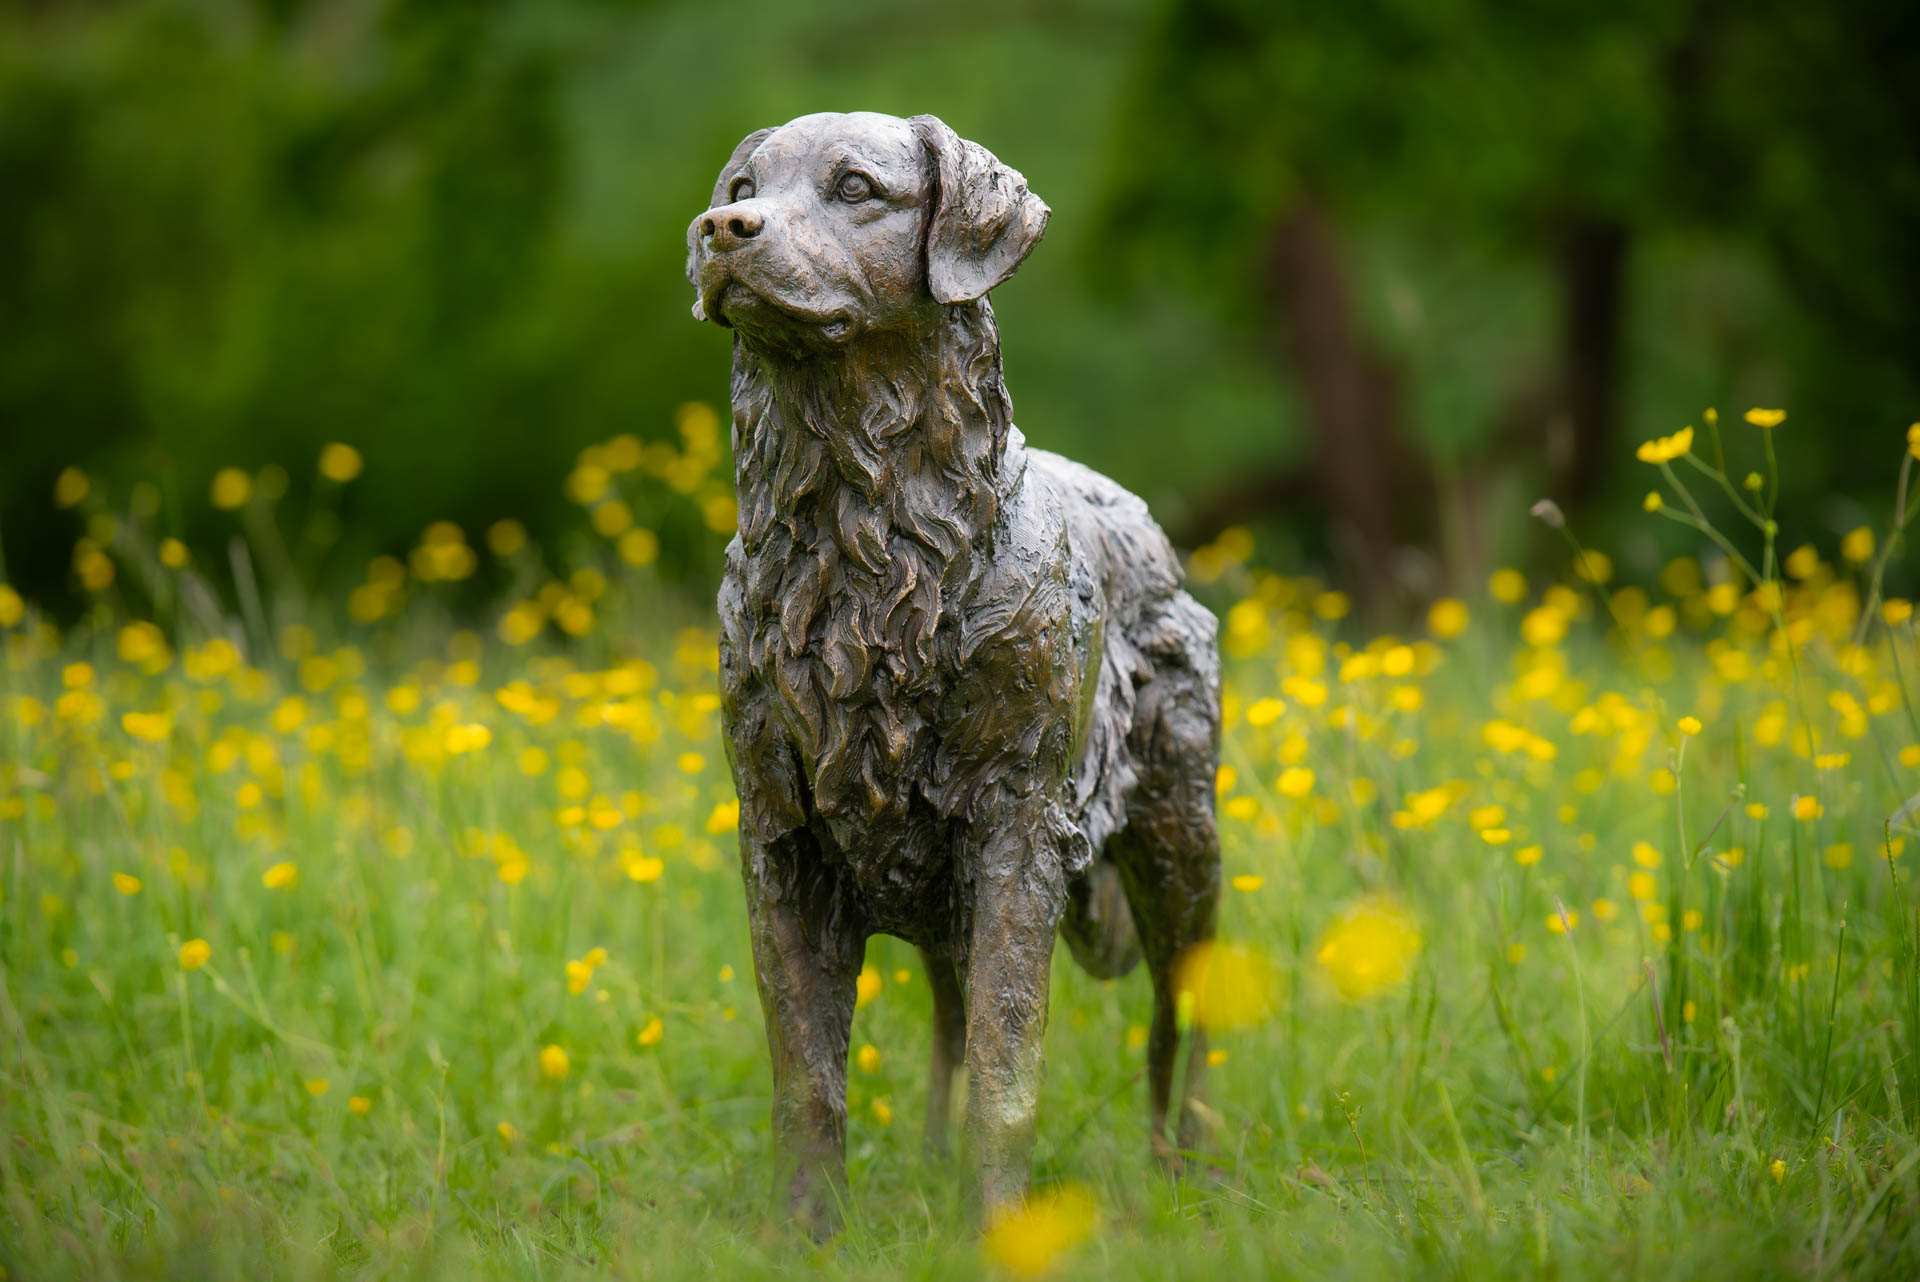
[960,818,1068,1219]
[741,829,863,1235]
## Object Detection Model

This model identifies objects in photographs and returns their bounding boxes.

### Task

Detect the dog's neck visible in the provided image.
[730,297,1013,551]
[727,298,1020,719]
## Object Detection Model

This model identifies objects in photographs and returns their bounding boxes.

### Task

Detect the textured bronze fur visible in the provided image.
[687,111,1222,1226]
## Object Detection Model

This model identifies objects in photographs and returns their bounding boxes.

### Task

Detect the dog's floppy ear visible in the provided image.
[707,126,775,209]
[909,115,1050,305]
[688,126,775,311]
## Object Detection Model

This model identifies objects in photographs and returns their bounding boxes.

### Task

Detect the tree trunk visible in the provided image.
[1555,215,1629,508]
[1262,196,1425,612]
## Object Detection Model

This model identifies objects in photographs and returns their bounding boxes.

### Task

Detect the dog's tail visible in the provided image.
[1059,858,1142,980]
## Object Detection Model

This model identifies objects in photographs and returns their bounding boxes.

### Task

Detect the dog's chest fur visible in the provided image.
[715,306,1139,939]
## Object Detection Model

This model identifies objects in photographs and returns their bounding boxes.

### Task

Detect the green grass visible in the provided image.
[6,430,1920,1279]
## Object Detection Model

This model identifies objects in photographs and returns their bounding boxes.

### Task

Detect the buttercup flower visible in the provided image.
[1636,426,1695,464]
[982,1184,1098,1278]
[318,442,364,483]
[1315,898,1420,1002]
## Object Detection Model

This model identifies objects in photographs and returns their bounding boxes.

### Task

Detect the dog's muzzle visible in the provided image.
[689,200,861,343]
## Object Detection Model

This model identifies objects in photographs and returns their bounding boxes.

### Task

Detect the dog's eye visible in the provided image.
[836,173,874,203]
[729,176,756,202]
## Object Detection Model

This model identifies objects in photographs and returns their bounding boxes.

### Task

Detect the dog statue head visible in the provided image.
[687,112,1050,353]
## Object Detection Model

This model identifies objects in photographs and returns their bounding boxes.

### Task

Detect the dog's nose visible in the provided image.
[697,202,764,252]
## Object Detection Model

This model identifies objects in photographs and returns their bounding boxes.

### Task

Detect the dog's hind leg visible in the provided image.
[1060,858,1143,980]
[1111,819,1220,1167]
[1113,593,1222,1168]
[919,947,966,1158]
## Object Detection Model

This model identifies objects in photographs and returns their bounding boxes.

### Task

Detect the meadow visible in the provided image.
[4,408,1920,1280]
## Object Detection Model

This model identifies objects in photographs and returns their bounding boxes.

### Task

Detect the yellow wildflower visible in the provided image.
[1489,568,1528,604]
[262,862,298,890]
[179,939,211,970]
[982,1185,1098,1279]
[855,964,883,1009]
[539,1044,570,1080]
[1314,899,1420,1003]
[1743,408,1786,428]
[318,443,364,483]
[618,528,661,566]
[1840,526,1874,563]
[1428,598,1469,639]
[637,1017,664,1047]
[112,872,142,896]
[705,800,740,835]
[54,466,89,508]
[565,960,594,995]
[487,519,528,557]
[1245,697,1284,726]
[1176,939,1279,1027]
[1635,426,1695,464]
[210,468,253,510]
[1520,606,1566,647]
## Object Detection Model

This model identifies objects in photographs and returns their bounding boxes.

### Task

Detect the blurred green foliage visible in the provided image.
[2,0,1916,610]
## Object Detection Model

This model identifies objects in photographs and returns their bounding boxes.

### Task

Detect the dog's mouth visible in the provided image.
[702,278,861,345]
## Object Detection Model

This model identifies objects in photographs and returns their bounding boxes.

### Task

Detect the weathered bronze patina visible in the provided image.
[686,111,1222,1227]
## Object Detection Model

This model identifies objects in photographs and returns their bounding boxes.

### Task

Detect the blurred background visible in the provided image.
[4,0,1917,619]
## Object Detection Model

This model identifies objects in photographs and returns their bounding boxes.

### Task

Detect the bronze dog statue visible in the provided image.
[687,111,1222,1224]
